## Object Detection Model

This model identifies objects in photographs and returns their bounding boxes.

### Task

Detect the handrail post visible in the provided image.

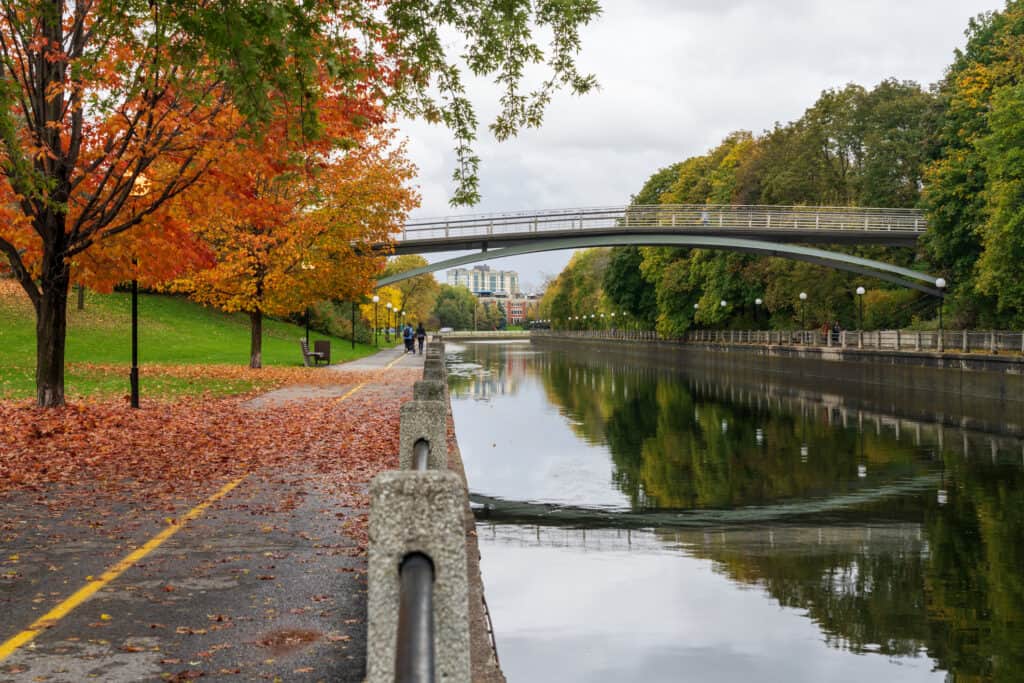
[367,471,470,683]
[396,553,436,683]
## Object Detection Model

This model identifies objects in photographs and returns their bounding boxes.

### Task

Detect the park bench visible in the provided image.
[299,338,329,367]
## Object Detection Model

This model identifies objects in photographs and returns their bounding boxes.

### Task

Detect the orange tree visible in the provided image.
[176,86,416,368]
[0,0,599,406]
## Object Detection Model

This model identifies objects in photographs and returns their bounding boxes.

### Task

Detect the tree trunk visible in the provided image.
[249,310,263,369]
[76,284,85,310]
[36,242,71,407]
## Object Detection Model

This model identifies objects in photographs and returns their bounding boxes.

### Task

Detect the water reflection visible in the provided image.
[448,342,1024,682]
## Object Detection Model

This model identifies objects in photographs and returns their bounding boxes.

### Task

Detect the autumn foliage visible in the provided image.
[170,76,416,367]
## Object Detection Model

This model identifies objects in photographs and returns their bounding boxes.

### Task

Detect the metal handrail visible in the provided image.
[395,552,435,683]
[413,438,430,472]
[400,204,927,242]
[393,439,435,682]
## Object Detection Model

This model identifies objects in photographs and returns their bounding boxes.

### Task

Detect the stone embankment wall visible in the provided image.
[533,335,1024,438]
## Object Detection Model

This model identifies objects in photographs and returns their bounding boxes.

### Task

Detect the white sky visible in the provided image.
[398,0,1004,291]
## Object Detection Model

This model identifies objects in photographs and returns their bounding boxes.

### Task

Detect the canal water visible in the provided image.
[446,340,1024,683]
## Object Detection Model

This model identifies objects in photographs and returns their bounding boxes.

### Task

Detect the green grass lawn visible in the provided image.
[0,285,384,399]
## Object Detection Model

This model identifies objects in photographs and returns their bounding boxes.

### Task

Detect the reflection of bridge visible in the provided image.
[478,521,925,555]
[377,204,940,293]
[470,473,941,529]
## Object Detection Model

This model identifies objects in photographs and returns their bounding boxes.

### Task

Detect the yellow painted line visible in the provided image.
[333,383,367,404]
[0,366,395,662]
[0,476,244,662]
[332,351,405,405]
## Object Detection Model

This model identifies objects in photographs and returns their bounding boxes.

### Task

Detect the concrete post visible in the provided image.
[367,471,471,683]
[896,329,901,351]
[990,331,997,354]
[414,379,446,402]
[400,400,448,470]
[423,363,446,382]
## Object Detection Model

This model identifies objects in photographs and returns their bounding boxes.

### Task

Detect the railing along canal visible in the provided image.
[366,343,472,682]
[532,329,1024,355]
[400,204,927,242]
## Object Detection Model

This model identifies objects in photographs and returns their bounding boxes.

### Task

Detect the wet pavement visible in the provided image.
[1,348,423,682]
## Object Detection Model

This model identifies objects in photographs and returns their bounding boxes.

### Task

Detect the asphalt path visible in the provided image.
[1,346,424,682]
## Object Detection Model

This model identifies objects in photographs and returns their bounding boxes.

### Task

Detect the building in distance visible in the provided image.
[446,265,543,325]
[446,265,520,297]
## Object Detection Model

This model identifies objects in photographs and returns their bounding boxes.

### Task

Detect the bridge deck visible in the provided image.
[392,204,925,253]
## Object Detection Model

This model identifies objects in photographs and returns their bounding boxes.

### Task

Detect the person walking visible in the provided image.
[403,323,414,353]
[416,322,427,354]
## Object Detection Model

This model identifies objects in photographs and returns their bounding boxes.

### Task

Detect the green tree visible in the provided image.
[975,84,1024,324]
[383,255,441,327]
[538,248,611,327]
[923,2,1024,326]
[433,284,476,329]
[603,246,657,327]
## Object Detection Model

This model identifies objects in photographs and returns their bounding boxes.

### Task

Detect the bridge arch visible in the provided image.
[377,234,943,296]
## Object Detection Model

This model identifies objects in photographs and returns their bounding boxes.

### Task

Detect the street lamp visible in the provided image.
[799,291,808,330]
[855,286,865,330]
[127,175,152,409]
[385,302,393,342]
[754,297,762,327]
[372,295,380,346]
[130,258,140,409]
[936,278,947,351]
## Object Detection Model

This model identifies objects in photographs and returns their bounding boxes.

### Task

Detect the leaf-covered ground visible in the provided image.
[0,364,424,680]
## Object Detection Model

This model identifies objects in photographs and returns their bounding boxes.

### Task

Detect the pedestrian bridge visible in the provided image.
[393,204,926,254]
[378,204,941,294]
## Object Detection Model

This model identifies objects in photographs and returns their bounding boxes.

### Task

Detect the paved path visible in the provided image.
[0,348,423,682]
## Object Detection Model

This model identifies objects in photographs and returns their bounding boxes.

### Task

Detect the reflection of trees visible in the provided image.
[532,351,1024,679]
[924,460,1024,681]
[538,358,924,511]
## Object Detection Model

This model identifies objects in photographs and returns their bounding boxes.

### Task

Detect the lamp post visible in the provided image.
[855,286,865,330]
[127,174,151,409]
[385,302,393,342]
[372,295,380,346]
[936,278,947,351]
[754,298,762,327]
[799,291,808,330]
[130,259,139,409]
[720,299,727,330]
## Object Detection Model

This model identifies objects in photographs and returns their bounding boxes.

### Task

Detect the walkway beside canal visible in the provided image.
[0,346,501,682]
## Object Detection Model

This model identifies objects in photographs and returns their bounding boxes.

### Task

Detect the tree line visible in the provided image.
[541,1,1024,336]
[0,1,600,407]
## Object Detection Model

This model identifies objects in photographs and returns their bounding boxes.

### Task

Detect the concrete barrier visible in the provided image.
[367,336,472,682]
[423,363,446,382]
[399,400,448,470]
[367,470,470,683]
[414,379,446,402]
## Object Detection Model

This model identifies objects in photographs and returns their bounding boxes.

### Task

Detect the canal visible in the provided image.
[446,340,1024,683]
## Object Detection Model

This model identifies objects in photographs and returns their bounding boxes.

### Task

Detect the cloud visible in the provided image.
[399,0,1002,287]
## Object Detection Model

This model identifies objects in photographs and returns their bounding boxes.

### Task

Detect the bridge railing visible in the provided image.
[400,204,927,242]
[532,329,1024,355]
